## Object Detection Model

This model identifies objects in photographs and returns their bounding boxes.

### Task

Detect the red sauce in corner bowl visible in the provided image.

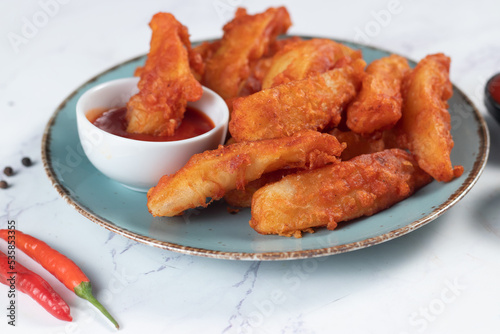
[86,106,214,142]
[488,74,500,104]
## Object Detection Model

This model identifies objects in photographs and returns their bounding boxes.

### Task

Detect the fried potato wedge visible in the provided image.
[347,54,410,134]
[126,13,203,136]
[250,149,432,238]
[400,53,463,182]
[229,58,366,142]
[262,38,360,89]
[147,131,345,216]
[202,7,291,100]
[238,36,304,97]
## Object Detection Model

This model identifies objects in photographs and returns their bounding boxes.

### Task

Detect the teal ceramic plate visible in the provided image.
[42,38,489,260]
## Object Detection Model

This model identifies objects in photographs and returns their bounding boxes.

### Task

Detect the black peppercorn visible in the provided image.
[21,157,32,167]
[0,180,8,189]
[3,167,13,176]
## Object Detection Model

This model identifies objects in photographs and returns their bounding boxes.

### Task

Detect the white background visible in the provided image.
[1,0,500,333]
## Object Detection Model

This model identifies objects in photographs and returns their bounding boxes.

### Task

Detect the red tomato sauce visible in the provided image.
[87,106,214,142]
[489,74,500,104]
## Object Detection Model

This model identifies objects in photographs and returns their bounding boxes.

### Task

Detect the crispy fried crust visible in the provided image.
[400,53,463,182]
[202,7,291,100]
[126,13,203,136]
[192,40,221,66]
[147,131,345,216]
[238,36,304,97]
[261,38,359,89]
[229,58,366,142]
[347,54,410,134]
[250,149,432,238]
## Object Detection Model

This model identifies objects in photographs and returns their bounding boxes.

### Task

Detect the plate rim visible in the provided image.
[41,36,490,261]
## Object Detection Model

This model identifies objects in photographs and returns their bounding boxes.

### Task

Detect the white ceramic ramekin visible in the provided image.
[76,77,229,192]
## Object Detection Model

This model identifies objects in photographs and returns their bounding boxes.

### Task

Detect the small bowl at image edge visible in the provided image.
[485,73,500,124]
[76,77,229,192]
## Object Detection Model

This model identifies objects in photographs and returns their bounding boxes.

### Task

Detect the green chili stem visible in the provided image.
[74,281,119,329]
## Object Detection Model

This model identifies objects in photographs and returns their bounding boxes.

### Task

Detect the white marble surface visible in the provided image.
[1,0,500,333]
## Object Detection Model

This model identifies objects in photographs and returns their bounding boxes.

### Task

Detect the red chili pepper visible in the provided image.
[0,229,119,328]
[0,251,72,322]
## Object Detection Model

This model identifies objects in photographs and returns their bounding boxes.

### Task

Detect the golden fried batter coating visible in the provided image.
[346,54,409,135]
[229,58,366,142]
[238,36,304,97]
[250,149,432,237]
[126,13,203,136]
[400,53,463,182]
[236,56,274,98]
[192,40,221,65]
[262,38,360,89]
[202,7,291,100]
[147,131,345,216]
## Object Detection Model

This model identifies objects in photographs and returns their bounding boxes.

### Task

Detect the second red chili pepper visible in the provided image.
[0,251,72,321]
[0,229,119,328]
